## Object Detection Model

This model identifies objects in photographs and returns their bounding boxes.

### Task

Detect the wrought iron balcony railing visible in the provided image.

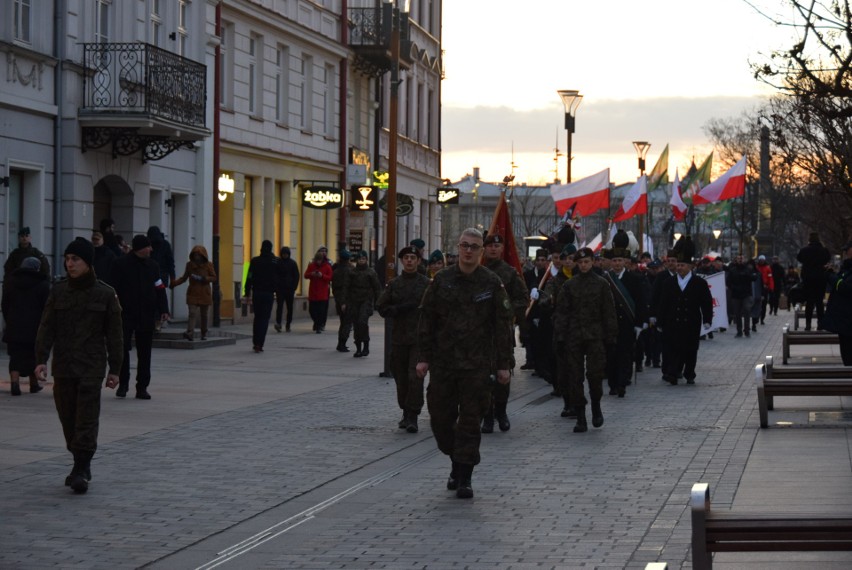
[349,6,390,48]
[81,42,206,129]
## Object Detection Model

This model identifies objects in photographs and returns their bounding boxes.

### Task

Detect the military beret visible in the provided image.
[574,247,594,262]
[18,227,30,237]
[398,246,417,258]
[560,244,577,258]
[647,259,663,269]
[339,249,352,260]
[356,250,368,259]
[483,234,504,246]
[410,238,426,250]
[428,249,444,264]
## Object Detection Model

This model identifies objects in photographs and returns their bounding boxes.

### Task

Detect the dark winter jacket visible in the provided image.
[93,244,117,286]
[2,268,51,344]
[244,251,279,295]
[797,240,831,296]
[726,262,756,300]
[822,258,852,336]
[111,252,170,329]
[276,250,300,292]
[147,226,176,285]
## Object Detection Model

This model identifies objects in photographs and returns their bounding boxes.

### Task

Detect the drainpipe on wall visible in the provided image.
[212,2,222,327]
[52,0,65,278]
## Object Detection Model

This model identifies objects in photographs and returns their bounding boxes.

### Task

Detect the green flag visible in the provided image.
[646,143,669,193]
[682,152,713,202]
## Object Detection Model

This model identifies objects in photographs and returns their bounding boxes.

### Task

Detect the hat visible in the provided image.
[535,248,549,259]
[410,238,426,250]
[647,259,663,269]
[610,229,631,259]
[560,244,577,259]
[132,234,151,251]
[339,249,352,260]
[317,244,328,252]
[20,257,41,271]
[483,234,504,246]
[398,246,417,258]
[428,249,444,264]
[809,232,820,244]
[17,227,30,237]
[758,254,766,261]
[672,235,696,263]
[574,247,594,262]
[356,250,368,259]
[64,237,95,267]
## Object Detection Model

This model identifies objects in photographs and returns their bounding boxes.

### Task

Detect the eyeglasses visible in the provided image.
[457,242,482,252]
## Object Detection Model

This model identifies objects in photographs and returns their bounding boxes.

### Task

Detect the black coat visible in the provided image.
[276,256,300,292]
[797,241,831,296]
[1,269,50,344]
[657,272,714,352]
[244,252,278,295]
[726,263,756,300]
[111,253,170,329]
[822,259,852,336]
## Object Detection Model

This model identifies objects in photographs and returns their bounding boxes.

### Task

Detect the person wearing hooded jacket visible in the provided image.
[274,246,300,333]
[170,245,217,341]
[2,257,51,395]
[244,240,278,352]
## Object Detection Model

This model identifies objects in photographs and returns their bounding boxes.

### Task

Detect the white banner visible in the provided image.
[698,271,728,332]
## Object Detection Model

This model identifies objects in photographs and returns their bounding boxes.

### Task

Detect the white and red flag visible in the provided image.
[612,175,647,222]
[550,169,610,217]
[669,169,687,221]
[692,155,747,205]
[586,232,603,253]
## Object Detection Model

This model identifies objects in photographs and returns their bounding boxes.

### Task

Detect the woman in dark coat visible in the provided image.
[2,257,51,395]
[822,242,852,365]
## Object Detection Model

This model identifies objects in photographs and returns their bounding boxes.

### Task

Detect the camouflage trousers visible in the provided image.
[426,367,491,466]
[349,301,373,343]
[390,343,424,414]
[566,338,607,407]
[53,377,103,454]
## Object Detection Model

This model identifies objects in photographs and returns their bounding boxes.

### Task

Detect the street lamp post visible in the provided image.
[633,141,651,255]
[557,90,582,183]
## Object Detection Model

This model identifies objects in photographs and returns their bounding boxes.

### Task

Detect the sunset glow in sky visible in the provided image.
[439,0,797,185]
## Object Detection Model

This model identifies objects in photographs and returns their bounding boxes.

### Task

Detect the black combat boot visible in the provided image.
[406,413,419,433]
[398,412,408,429]
[353,342,363,357]
[447,461,460,490]
[481,407,495,433]
[68,452,90,494]
[573,407,588,433]
[336,340,350,352]
[591,401,604,428]
[361,341,369,357]
[456,463,474,499]
[495,402,510,432]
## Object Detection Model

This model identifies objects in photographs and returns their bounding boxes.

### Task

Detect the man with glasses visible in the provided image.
[417,228,513,499]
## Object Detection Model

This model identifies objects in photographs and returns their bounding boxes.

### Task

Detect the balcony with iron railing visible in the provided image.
[79,42,210,161]
[348,5,412,77]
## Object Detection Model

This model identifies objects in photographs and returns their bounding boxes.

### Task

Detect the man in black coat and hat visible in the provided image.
[796,232,832,330]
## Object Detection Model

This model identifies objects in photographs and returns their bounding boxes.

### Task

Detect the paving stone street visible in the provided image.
[1,310,850,569]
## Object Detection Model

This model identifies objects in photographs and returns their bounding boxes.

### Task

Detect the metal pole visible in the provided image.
[566,129,572,184]
[212,3,222,327]
[385,6,400,284]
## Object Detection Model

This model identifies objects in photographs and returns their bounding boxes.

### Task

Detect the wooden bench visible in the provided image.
[756,355,852,428]
[782,324,839,364]
[691,482,852,569]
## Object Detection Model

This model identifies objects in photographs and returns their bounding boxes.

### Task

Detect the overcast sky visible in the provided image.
[439,0,797,185]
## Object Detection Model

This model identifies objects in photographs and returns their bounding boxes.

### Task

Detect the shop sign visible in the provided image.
[379,192,414,217]
[350,185,377,211]
[302,186,343,209]
[437,187,460,204]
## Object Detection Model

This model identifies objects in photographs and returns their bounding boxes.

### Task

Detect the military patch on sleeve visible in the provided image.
[502,298,512,310]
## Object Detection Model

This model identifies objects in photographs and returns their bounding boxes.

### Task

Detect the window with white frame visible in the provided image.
[322,63,335,136]
[13,0,32,43]
[427,88,434,147]
[275,45,290,124]
[95,0,111,43]
[300,55,313,130]
[219,21,233,109]
[151,0,162,46]
[248,34,262,116]
[178,0,189,56]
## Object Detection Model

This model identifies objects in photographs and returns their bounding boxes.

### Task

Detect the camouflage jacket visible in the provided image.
[484,258,529,323]
[553,270,617,344]
[537,267,571,316]
[35,269,124,378]
[376,270,431,345]
[417,265,513,370]
[342,265,381,305]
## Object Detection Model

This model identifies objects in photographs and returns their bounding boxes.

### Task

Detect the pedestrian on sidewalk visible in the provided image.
[725,254,756,337]
[656,236,714,386]
[170,245,217,341]
[416,228,514,499]
[2,257,50,395]
[797,232,832,330]
[554,247,617,432]
[331,249,353,351]
[35,237,123,494]
[274,246,299,333]
[110,234,170,399]
[342,250,380,357]
[822,241,852,365]
[304,247,333,334]
[377,246,430,432]
[244,240,278,352]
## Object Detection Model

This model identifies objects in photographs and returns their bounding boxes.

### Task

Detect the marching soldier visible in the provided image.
[341,250,381,357]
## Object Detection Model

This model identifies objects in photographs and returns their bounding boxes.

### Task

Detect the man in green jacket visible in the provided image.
[35,237,124,494]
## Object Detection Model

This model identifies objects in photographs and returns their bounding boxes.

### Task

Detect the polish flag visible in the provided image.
[670,169,687,221]
[550,169,610,217]
[586,232,603,253]
[612,175,647,222]
[692,155,747,205]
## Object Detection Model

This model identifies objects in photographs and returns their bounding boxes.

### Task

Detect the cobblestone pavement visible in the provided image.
[1,311,850,569]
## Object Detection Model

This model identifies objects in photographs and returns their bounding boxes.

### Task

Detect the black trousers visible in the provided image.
[840,334,852,366]
[120,323,153,392]
[252,291,274,347]
[274,288,295,328]
[662,344,698,382]
[309,300,329,330]
[804,294,825,329]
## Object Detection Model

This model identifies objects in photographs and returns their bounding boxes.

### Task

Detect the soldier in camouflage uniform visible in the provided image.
[342,250,381,357]
[417,228,514,499]
[35,238,124,494]
[480,233,528,433]
[376,246,431,433]
[331,250,353,352]
[4,226,51,279]
[554,247,618,433]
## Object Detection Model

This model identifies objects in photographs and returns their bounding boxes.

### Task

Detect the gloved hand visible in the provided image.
[550,264,558,277]
[642,322,649,330]
[530,287,539,301]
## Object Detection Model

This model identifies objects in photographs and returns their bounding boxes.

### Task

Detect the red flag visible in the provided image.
[612,175,647,222]
[485,191,524,277]
[670,169,687,221]
[549,169,610,217]
[692,155,747,205]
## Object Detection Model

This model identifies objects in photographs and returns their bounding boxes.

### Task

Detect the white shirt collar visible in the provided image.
[677,271,693,290]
